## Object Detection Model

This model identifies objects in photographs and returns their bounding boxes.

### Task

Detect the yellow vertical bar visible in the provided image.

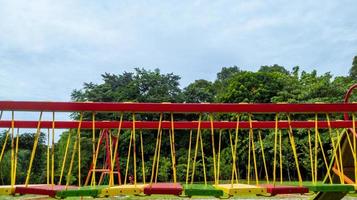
[170,113,177,183]
[154,129,163,183]
[258,130,269,184]
[326,113,342,183]
[77,113,83,187]
[273,113,278,185]
[322,129,349,184]
[308,129,315,183]
[249,114,259,185]
[150,113,162,185]
[314,114,318,183]
[47,128,50,185]
[124,129,133,185]
[13,128,19,185]
[279,129,283,184]
[66,137,78,188]
[0,129,9,164]
[247,116,251,185]
[169,129,174,181]
[337,129,344,183]
[111,113,123,185]
[0,113,8,165]
[92,129,104,186]
[108,129,114,186]
[59,129,72,185]
[51,112,55,186]
[11,111,14,187]
[132,113,137,186]
[217,129,222,185]
[199,123,207,185]
[168,114,176,183]
[25,111,43,187]
[140,130,146,184]
[231,115,240,186]
[169,129,174,172]
[91,112,96,186]
[353,113,356,184]
[314,114,331,183]
[287,114,302,186]
[229,130,239,185]
[209,113,217,185]
[191,113,202,184]
[317,131,332,183]
[185,129,193,184]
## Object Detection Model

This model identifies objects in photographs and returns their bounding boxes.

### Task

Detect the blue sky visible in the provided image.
[0,0,356,103]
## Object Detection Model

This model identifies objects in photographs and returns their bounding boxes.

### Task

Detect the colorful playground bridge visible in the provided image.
[0,84,356,199]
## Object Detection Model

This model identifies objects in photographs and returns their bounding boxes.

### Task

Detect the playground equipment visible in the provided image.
[84,128,121,186]
[0,84,356,199]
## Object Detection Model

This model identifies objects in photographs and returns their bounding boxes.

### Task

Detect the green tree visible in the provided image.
[217,70,289,103]
[349,56,357,80]
[183,79,215,103]
[62,61,356,184]
[258,64,290,75]
[72,68,182,104]
[217,66,241,81]
[0,132,46,184]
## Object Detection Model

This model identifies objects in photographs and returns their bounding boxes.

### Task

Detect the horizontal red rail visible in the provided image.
[0,101,357,113]
[0,120,355,129]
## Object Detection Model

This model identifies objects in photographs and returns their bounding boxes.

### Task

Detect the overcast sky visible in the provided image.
[0,0,356,103]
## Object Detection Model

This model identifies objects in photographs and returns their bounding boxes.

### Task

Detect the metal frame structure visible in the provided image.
[0,84,356,199]
[0,120,356,129]
[0,101,356,113]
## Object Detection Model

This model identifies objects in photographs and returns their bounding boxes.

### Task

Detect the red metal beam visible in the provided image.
[0,101,357,113]
[0,120,355,129]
